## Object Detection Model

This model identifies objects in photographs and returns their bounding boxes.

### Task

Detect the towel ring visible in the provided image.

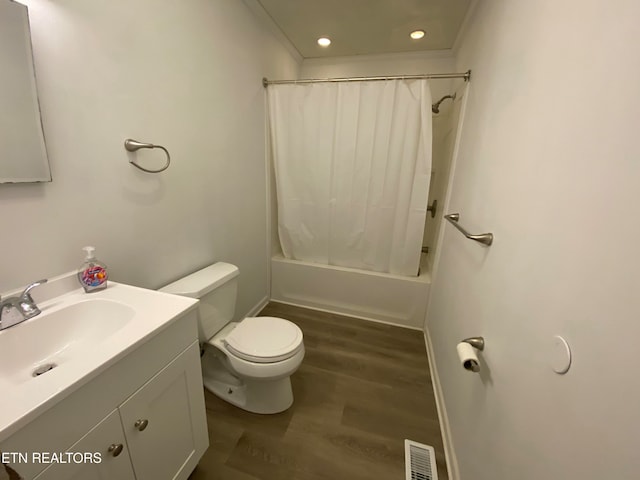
[124,139,171,173]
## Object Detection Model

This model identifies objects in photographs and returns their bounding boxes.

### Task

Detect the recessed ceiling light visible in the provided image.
[410,30,426,40]
[317,37,331,47]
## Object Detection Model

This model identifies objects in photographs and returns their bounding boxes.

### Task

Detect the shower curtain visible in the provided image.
[267,79,432,276]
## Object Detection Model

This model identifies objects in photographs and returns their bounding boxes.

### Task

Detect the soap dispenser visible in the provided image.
[77,246,108,292]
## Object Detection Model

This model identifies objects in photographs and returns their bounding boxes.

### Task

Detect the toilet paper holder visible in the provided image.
[462,337,485,351]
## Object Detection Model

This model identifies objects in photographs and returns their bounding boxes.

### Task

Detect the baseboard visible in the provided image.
[270,299,423,331]
[424,328,459,480]
[244,295,270,318]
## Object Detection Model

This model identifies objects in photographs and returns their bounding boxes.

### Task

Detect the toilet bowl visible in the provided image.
[159,263,304,414]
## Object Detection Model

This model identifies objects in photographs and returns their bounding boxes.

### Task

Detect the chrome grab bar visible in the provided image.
[444,213,493,246]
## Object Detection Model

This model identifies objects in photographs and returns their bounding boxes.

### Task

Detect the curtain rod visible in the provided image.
[262,70,471,87]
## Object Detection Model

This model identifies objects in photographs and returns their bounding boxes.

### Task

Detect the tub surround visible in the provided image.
[271,255,430,329]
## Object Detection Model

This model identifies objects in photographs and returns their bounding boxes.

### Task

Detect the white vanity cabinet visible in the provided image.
[33,410,136,480]
[117,341,206,480]
[1,309,209,480]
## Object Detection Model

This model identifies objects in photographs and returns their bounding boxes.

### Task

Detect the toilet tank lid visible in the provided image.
[159,262,239,298]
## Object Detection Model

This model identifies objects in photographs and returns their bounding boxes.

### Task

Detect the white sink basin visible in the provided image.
[0,275,198,442]
[0,299,134,386]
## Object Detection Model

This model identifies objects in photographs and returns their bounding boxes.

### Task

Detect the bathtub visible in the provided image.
[270,254,431,330]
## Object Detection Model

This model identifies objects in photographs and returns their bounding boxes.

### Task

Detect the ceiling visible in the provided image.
[257,0,472,58]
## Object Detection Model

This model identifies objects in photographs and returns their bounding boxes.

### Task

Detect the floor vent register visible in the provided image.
[405,439,438,480]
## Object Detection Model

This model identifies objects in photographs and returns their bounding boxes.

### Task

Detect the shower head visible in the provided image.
[432,93,457,114]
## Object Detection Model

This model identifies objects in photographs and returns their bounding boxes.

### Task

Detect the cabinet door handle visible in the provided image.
[134,419,149,431]
[108,444,124,457]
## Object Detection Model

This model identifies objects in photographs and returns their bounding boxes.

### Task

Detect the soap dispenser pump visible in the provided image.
[77,246,108,292]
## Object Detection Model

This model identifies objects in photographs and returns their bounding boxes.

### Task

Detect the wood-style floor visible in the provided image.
[189,303,448,480]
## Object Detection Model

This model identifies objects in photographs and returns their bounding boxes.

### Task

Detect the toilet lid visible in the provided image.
[224,317,304,363]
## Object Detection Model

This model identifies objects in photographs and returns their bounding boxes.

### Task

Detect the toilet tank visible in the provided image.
[159,263,239,341]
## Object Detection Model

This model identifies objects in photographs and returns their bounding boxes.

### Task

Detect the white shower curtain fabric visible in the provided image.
[268,79,432,276]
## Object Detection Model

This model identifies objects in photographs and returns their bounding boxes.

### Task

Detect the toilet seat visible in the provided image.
[223,317,303,364]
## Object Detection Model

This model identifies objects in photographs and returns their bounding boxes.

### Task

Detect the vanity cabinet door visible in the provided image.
[118,341,208,480]
[33,409,135,480]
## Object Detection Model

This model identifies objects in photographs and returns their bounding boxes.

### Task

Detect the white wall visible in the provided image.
[0,0,300,318]
[426,1,640,479]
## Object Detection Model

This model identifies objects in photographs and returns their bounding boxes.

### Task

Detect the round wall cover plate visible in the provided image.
[551,335,571,374]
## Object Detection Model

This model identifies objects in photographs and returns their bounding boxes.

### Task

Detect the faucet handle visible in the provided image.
[20,279,48,301]
[18,279,47,318]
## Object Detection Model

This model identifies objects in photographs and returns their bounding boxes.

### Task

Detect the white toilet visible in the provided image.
[160,262,304,414]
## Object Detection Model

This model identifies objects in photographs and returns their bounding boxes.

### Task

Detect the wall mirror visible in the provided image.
[0,0,51,183]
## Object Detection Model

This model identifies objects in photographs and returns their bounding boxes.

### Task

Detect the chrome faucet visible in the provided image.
[0,279,48,331]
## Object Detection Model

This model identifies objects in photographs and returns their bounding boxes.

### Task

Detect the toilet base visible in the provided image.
[201,352,294,414]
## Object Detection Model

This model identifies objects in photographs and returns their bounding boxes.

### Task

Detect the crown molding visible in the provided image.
[242,0,303,64]
[302,49,456,66]
[452,0,480,54]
